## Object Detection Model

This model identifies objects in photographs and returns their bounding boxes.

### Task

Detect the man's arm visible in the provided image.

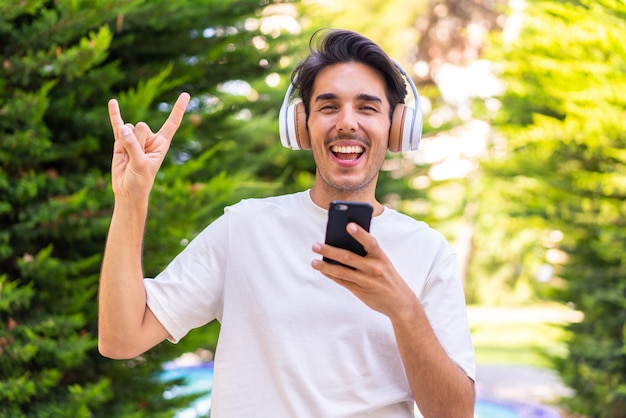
[312,222,475,417]
[98,93,190,359]
[98,195,170,359]
[388,296,475,417]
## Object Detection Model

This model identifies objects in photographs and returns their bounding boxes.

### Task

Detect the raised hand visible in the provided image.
[108,92,191,198]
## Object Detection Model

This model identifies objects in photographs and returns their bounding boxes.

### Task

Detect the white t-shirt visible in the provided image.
[145,190,475,417]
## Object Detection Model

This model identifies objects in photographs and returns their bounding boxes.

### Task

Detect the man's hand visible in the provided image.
[108,92,191,198]
[311,222,414,318]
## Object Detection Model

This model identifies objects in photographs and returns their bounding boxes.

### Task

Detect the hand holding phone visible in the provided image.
[323,201,373,267]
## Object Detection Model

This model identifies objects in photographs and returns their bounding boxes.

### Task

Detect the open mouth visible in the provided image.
[331,145,364,161]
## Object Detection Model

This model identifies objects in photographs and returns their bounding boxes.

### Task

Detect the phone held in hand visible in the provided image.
[323,201,373,267]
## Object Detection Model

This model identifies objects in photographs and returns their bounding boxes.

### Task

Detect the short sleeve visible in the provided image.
[144,214,229,343]
[421,253,476,381]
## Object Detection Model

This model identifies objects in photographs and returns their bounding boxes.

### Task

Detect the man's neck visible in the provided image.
[309,186,384,216]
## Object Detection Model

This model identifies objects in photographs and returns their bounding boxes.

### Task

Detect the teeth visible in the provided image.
[331,145,364,154]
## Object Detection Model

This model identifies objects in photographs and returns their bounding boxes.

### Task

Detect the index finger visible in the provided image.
[158,92,191,140]
[347,222,379,255]
[107,98,125,134]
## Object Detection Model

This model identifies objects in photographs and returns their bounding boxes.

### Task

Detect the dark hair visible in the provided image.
[293,29,406,119]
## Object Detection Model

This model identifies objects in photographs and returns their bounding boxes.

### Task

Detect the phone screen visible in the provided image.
[323,201,373,267]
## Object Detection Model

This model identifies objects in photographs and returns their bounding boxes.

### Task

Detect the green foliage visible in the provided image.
[1,0,305,416]
[485,0,626,415]
[302,0,428,62]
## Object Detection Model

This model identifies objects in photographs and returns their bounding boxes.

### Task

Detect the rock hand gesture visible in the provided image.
[107,92,190,198]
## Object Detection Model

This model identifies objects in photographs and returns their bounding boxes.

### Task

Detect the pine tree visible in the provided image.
[0,1,304,416]
[484,0,626,415]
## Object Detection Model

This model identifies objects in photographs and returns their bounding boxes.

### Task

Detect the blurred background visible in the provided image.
[1,0,624,417]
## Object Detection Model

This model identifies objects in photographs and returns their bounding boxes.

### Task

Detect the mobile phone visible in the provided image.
[323,201,373,267]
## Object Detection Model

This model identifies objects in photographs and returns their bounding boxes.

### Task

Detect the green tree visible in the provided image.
[0,1,305,416]
[483,0,626,415]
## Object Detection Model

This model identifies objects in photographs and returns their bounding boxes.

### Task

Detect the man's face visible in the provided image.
[307,62,391,198]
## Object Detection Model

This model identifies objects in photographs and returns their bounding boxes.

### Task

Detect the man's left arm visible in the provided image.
[312,222,475,418]
[388,294,475,417]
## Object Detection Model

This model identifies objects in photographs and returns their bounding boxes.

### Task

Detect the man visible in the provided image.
[98,29,475,417]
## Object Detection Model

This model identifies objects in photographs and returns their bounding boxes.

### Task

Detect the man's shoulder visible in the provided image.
[384,208,429,230]
[225,191,306,215]
[383,209,449,244]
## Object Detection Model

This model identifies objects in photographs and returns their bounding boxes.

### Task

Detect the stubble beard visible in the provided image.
[314,133,386,196]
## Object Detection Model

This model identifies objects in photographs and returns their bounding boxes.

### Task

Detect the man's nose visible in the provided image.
[336,108,358,132]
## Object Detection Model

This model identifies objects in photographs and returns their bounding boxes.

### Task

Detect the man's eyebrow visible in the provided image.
[314,93,383,103]
[315,93,338,102]
[357,94,383,104]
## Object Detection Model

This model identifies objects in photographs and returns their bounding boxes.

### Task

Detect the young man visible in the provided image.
[98,29,475,417]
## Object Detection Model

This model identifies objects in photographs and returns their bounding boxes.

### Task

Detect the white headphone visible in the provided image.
[278,60,422,152]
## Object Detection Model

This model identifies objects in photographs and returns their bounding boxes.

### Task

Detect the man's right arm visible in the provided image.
[98,93,190,359]
[98,196,170,359]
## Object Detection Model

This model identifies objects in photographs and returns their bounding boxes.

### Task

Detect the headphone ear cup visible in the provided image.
[281,102,310,150]
[294,102,310,150]
[389,104,407,152]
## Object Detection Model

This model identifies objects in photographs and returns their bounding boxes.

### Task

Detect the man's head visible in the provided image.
[293,29,407,120]
[281,29,422,206]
